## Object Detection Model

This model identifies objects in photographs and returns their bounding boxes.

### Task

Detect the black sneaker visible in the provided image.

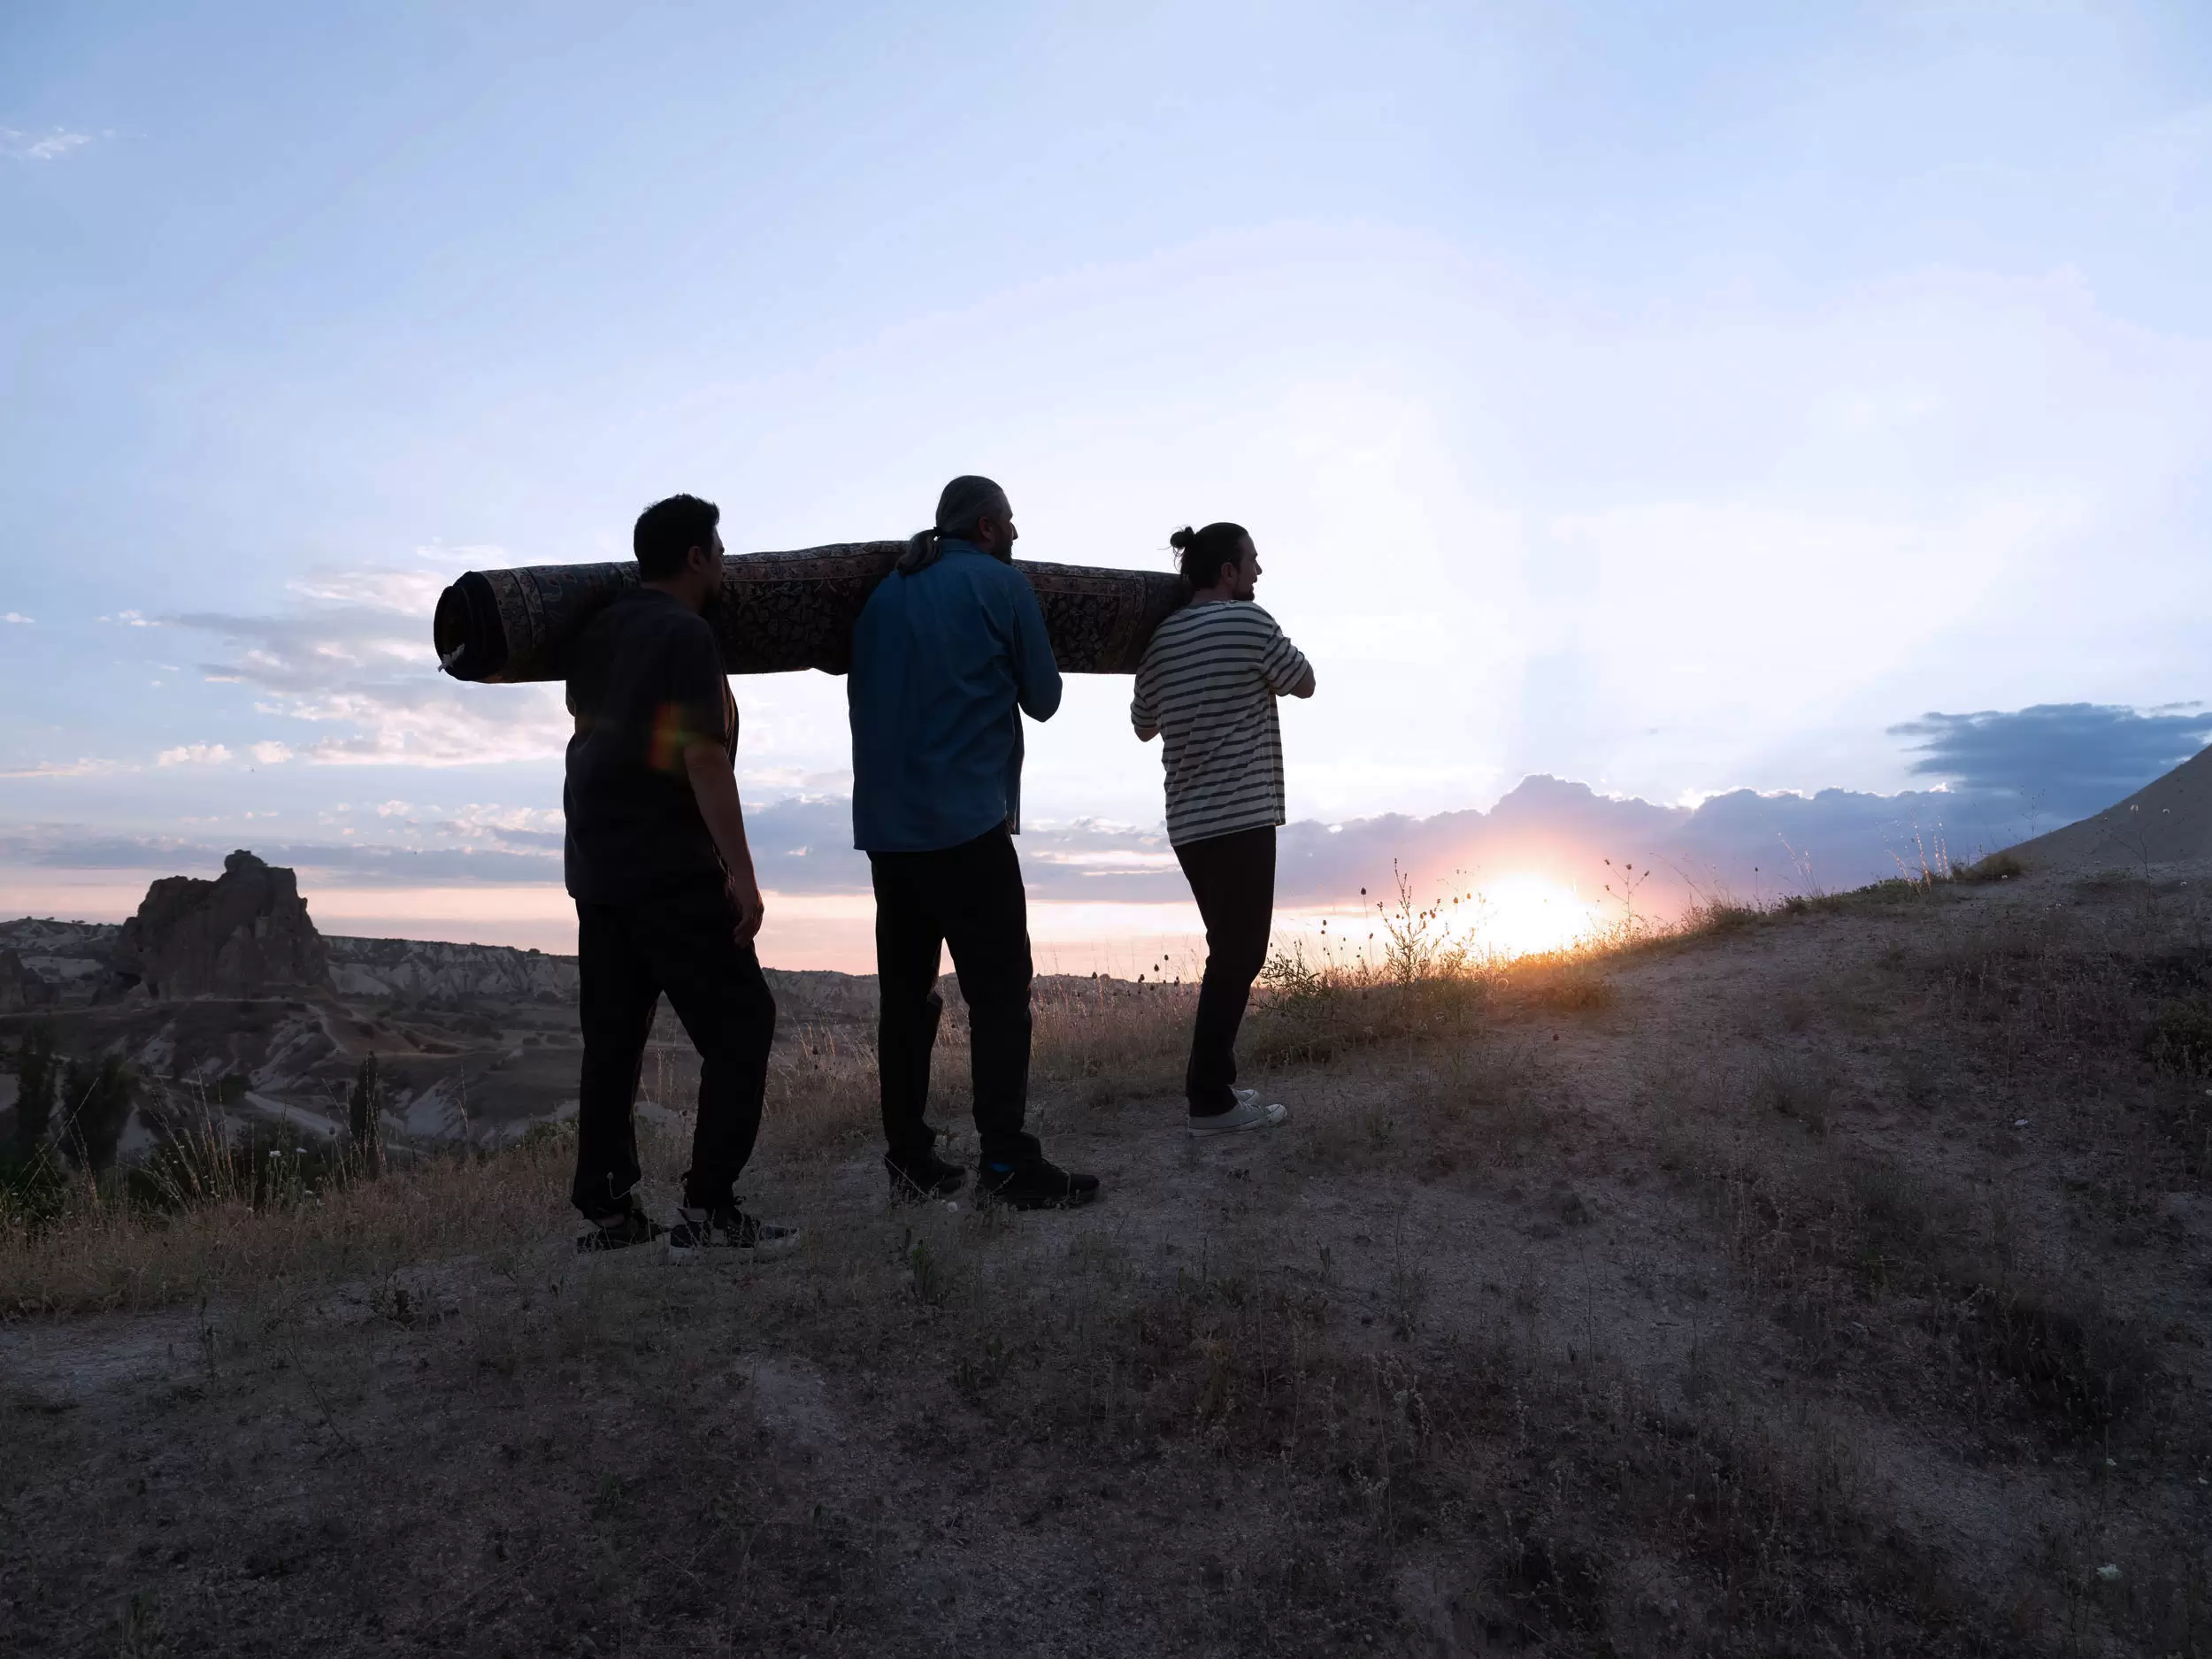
[886,1148,967,1202]
[666,1205,800,1260]
[976,1156,1100,1211]
[576,1198,664,1255]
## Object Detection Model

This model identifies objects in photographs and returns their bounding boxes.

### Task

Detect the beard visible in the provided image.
[699,581,726,620]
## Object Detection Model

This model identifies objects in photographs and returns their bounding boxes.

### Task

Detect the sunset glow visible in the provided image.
[1458,873,1607,961]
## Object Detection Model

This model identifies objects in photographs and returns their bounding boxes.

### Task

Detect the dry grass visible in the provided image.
[0,980,1233,1315]
[5,870,2212,1655]
[0,1132,577,1315]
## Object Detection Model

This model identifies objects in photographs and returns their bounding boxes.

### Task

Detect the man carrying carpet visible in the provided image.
[847,475,1101,1210]
[565,493,797,1257]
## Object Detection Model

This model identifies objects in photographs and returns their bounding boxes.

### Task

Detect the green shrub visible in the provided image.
[2144,996,2212,1076]
[1956,849,2027,884]
[0,1148,67,1239]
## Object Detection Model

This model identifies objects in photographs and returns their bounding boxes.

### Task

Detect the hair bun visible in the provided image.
[1167,526,1194,551]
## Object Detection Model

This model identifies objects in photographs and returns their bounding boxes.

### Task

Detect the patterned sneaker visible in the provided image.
[1187,1097,1290,1136]
[575,1198,665,1254]
[666,1205,800,1260]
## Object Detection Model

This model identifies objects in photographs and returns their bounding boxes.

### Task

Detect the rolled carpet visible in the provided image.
[434,542,1189,683]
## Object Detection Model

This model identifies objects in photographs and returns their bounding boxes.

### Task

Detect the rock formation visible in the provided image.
[0,948,50,1012]
[325,934,579,1005]
[115,850,333,1000]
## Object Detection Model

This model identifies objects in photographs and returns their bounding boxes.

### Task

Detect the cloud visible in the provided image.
[1,127,99,163]
[0,774,2030,908]
[285,570,450,615]
[248,741,294,764]
[9,698,2187,917]
[431,803,566,852]
[0,758,130,780]
[166,564,571,767]
[703,774,2043,907]
[156,744,233,767]
[2,613,32,625]
[1889,703,2212,819]
[0,826,560,887]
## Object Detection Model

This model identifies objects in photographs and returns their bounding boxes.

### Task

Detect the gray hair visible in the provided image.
[898,474,1010,574]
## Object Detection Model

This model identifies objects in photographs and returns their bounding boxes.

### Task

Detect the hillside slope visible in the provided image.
[4,864,2208,1655]
[2009,741,2212,872]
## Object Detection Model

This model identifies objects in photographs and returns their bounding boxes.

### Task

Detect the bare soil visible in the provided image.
[4,868,2209,1656]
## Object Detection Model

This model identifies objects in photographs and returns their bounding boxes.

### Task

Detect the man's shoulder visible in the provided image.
[574,592,718,687]
[637,593,721,652]
[925,550,1035,618]
[1153,600,1280,641]
[964,553,1034,600]
[595,588,708,633]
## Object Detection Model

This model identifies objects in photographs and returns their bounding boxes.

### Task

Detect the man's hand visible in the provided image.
[684,736,766,945]
[725,869,765,942]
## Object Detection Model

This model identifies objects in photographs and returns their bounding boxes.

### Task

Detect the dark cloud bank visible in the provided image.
[1890,702,2212,819]
[8,703,2200,918]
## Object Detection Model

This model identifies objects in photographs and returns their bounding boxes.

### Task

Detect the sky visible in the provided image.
[3,1,2208,969]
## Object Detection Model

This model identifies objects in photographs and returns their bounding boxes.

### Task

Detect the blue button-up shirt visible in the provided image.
[848,540,1064,853]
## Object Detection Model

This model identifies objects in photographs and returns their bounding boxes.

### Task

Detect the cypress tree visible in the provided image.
[13,1022,57,1160]
[348,1054,383,1179]
[60,1052,134,1173]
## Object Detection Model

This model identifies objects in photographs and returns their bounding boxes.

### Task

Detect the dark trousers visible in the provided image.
[572,878,777,1217]
[869,826,1039,1166]
[1175,826,1277,1114]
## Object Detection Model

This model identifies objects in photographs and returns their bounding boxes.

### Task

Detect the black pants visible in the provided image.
[1176,826,1277,1114]
[869,826,1038,1166]
[572,878,777,1217]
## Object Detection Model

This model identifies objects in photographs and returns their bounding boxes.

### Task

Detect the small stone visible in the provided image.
[2097,1563,2121,1582]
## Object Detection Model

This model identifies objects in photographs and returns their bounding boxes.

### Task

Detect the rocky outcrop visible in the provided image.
[325,935,580,1005]
[115,850,333,1000]
[0,921,118,1008]
[0,949,50,1012]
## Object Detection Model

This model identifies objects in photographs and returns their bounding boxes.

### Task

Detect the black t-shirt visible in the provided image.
[563,588,736,902]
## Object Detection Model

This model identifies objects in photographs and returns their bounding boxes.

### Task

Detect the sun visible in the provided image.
[1457,872,1602,961]
[1279,872,1604,972]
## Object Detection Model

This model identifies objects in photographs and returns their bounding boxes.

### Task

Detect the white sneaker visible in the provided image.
[1187,1096,1289,1136]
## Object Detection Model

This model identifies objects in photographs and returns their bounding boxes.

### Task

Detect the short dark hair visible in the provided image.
[634,494,720,580]
[1169,522,1250,589]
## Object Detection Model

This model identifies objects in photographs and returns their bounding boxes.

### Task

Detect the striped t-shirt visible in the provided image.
[1131,600,1311,847]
